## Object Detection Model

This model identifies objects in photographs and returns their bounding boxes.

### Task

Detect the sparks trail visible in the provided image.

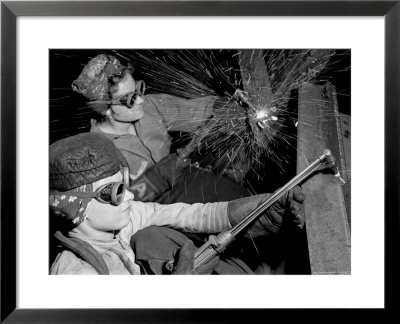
[110,49,349,182]
[228,50,339,174]
[49,49,350,182]
[113,50,236,99]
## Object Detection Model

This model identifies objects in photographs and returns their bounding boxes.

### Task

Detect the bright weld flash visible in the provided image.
[255,109,269,120]
[254,109,278,129]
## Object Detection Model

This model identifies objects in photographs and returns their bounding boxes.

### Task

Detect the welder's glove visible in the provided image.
[227,186,305,238]
[172,240,219,275]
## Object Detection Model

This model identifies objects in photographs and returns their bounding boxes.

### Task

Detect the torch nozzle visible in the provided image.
[319,149,346,185]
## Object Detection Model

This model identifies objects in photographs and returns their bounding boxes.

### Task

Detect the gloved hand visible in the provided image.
[227,186,306,238]
[172,240,219,275]
[259,186,305,232]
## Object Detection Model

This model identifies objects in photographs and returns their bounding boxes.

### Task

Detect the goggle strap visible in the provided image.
[50,183,124,199]
[50,182,125,206]
[50,190,96,198]
[87,100,112,105]
[49,190,96,199]
[87,98,131,107]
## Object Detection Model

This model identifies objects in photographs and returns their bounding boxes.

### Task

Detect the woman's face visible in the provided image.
[108,73,145,122]
[84,172,134,232]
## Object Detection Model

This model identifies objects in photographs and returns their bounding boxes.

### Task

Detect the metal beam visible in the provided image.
[298,82,351,274]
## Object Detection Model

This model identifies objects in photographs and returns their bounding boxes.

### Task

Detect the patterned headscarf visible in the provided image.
[71,54,125,115]
[49,184,92,227]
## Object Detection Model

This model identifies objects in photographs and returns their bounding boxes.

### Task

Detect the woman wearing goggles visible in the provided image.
[87,173,135,233]
[107,73,146,124]
[62,172,134,232]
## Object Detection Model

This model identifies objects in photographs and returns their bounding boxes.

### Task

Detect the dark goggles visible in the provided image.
[88,80,145,109]
[50,182,127,206]
[92,181,126,205]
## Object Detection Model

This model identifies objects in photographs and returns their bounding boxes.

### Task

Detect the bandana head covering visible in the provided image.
[50,184,93,227]
[71,54,125,115]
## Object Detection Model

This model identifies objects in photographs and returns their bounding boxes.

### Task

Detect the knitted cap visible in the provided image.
[71,54,125,115]
[50,132,121,191]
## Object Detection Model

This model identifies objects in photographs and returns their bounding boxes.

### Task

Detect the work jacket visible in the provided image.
[91,93,217,181]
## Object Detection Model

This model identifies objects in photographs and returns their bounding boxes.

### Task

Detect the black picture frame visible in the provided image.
[1,1,399,322]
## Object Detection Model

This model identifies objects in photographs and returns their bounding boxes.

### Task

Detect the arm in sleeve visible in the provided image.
[147,94,219,132]
[130,201,231,234]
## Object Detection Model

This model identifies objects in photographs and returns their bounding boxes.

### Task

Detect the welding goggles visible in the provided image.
[89,181,126,205]
[88,80,146,109]
[50,181,127,206]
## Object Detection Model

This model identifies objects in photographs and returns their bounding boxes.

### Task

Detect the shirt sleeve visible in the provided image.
[146,94,218,132]
[129,201,231,234]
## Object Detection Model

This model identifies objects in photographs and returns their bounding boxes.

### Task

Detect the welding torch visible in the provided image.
[165,149,344,272]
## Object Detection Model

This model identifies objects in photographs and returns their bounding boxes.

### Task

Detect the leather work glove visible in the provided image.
[227,186,306,238]
[172,240,219,275]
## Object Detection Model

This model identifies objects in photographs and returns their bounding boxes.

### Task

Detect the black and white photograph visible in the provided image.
[49,49,351,275]
[2,0,397,319]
